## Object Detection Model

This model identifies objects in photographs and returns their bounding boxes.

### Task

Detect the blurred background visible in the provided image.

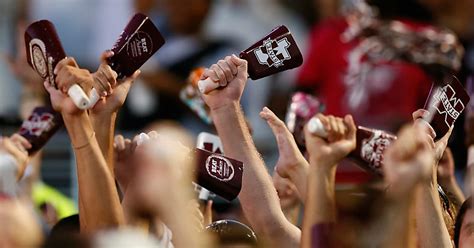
[0,0,473,225]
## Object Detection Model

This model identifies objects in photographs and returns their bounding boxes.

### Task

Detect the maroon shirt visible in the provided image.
[297,18,432,132]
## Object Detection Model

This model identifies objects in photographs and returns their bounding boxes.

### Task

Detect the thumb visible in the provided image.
[43,80,55,95]
[260,107,287,135]
[231,54,247,73]
[99,50,114,64]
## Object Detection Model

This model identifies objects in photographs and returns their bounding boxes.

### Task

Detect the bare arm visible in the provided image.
[48,58,124,232]
[260,107,309,200]
[89,51,139,171]
[412,109,453,247]
[375,125,435,248]
[301,114,356,248]
[202,55,300,247]
[62,112,124,231]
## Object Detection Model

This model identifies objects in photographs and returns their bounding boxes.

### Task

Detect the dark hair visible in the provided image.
[366,0,433,22]
[454,197,473,247]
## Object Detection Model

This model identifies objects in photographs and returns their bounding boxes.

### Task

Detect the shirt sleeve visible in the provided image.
[296,22,333,90]
[311,222,334,248]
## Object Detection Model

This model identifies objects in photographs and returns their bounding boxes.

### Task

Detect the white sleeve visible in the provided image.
[0,153,18,197]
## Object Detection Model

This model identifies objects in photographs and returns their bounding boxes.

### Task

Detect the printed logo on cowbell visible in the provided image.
[254,37,291,68]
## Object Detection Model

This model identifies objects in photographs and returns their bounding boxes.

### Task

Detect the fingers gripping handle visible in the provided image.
[67,85,100,110]
[198,78,219,94]
[307,117,328,138]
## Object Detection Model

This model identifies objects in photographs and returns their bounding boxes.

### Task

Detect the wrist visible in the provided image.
[62,110,88,121]
[309,156,337,171]
[308,160,337,178]
[90,110,117,121]
[286,159,309,179]
[209,101,240,114]
[62,112,95,148]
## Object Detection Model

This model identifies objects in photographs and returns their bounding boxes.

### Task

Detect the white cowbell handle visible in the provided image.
[67,85,101,110]
[197,78,219,94]
[307,117,329,138]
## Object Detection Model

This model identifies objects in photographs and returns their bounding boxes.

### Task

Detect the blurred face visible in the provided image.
[161,0,211,35]
[459,208,474,248]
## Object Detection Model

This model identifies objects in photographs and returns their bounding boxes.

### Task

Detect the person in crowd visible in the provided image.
[296,0,451,132]
[119,0,236,132]
[455,197,474,248]
[199,54,301,247]
[2,1,474,247]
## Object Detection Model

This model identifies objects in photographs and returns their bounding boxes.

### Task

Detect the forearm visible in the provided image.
[90,111,117,171]
[211,102,300,246]
[376,189,417,248]
[415,183,452,248]
[302,164,336,248]
[63,112,124,232]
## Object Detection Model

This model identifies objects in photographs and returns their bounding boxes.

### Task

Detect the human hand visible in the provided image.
[201,55,248,111]
[113,135,137,193]
[304,114,357,168]
[54,57,94,95]
[91,51,117,97]
[260,106,308,179]
[383,125,435,198]
[412,109,452,163]
[43,79,83,116]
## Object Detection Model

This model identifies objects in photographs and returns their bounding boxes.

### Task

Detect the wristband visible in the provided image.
[73,132,96,150]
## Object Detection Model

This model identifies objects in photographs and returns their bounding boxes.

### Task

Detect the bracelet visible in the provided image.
[73,132,95,150]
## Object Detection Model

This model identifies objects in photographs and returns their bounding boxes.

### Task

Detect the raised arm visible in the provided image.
[48,58,124,232]
[301,114,356,248]
[89,51,140,171]
[412,109,453,247]
[260,107,309,201]
[201,55,300,247]
[377,125,435,248]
